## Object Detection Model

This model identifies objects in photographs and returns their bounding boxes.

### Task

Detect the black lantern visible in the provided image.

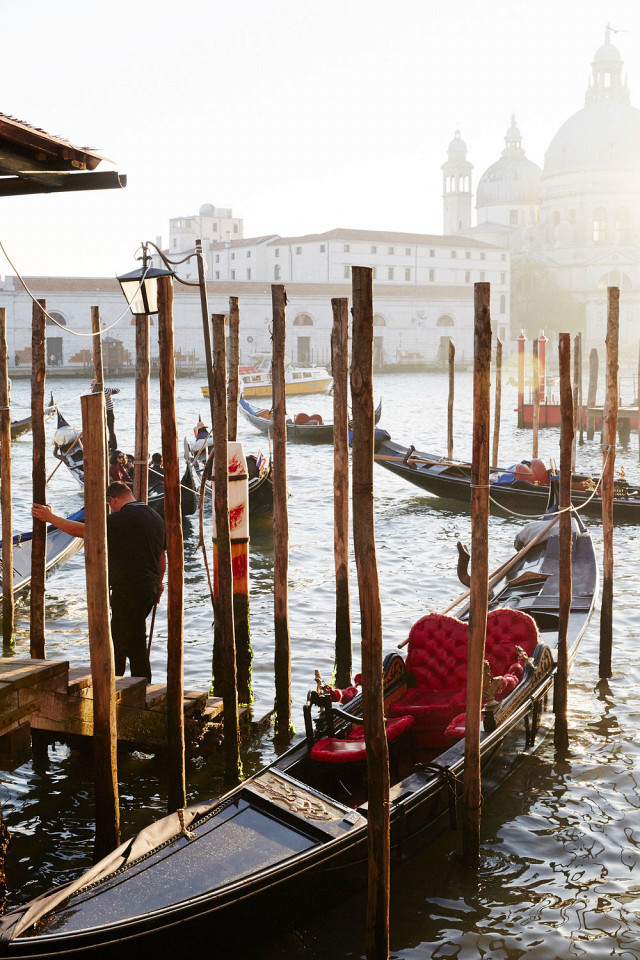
[117,264,174,316]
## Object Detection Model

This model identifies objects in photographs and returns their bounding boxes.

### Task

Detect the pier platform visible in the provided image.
[0,658,262,769]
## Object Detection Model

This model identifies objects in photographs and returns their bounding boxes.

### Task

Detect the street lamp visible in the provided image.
[116,243,175,316]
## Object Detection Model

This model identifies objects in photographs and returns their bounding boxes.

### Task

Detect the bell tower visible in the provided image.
[442,130,473,235]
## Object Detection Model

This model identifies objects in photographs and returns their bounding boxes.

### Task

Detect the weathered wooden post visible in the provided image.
[351,266,390,959]
[517,331,527,428]
[637,342,640,462]
[227,297,240,442]
[532,338,540,457]
[211,313,241,779]
[554,333,573,751]
[331,297,352,688]
[576,332,584,446]
[30,299,47,659]
[448,339,455,460]
[539,332,548,403]
[463,282,491,870]
[0,309,14,648]
[133,307,150,504]
[91,307,110,486]
[600,287,619,679]
[157,276,186,812]
[196,238,217,431]
[492,338,502,468]
[91,306,104,391]
[272,284,292,737]
[81,391,120,860]
[587,348,599,441]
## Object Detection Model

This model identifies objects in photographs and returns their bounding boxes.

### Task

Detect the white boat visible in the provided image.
[201,355,333,400]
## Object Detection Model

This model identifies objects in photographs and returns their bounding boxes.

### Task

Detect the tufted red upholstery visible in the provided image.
[310,715,414,764]
[389,608,539,750]
[485,608,538,675]
[405,614,469,691]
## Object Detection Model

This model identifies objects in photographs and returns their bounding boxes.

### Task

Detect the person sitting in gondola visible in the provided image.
[109,450,132,486]
[149,452,163,479]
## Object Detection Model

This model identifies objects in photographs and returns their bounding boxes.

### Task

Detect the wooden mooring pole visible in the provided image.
[81,391,120,860]
[463,282,491,871]
[599,287,619,679]
[157,276,186,812]
[0,308,14,649]
[554,333,573,751]
[351,266,390,959]
[576,332,584,447]
[133,309,150,504]
[91,307,110,486]
[586,348,599,441]
[532,338,540,458]
[331,297,352,688]
[517,331,527,428]
[227,297,240,442]
[448,339,455,460]
[30,299,47,659]
[492,338,502,468]
[196,239,216,431]
[211,313,241,779]
[272,284,292,738]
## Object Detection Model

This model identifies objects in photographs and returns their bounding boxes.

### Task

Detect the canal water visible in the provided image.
[2,368,640,959]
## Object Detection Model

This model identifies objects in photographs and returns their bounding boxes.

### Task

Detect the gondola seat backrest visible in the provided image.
[310,715,414,764]
[387,609,539,750]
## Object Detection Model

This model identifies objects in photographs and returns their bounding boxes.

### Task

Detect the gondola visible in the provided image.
[0,509,84,599]
[184,418,273,519]
[8,394,56,442]
[51,411,197,519]
[0,490,598,958]
[239,394,382,444]
[374,428,640,523]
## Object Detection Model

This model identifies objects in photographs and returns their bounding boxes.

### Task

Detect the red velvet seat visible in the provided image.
[388,608,539,750]
[310,715,414,764]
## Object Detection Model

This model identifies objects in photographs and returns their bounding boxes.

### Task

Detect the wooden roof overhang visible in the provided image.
[0,113,126,197]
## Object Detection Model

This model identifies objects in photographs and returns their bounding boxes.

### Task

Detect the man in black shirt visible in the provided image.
[32,482,166,683]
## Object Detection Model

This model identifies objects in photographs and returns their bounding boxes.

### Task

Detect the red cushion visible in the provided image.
[310,715,414,764]
[443,712,466,744]
[405,613,469,691]
[485,608,538,676]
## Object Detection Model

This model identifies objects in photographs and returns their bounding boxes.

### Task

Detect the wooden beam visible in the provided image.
[0,171,126,197]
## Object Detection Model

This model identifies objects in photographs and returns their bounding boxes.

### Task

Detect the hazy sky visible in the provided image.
[1,0,639,278]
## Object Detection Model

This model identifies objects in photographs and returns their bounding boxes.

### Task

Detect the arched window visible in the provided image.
[47,311,66,326]
[500,295,506,314]
[597,271,632,290]
[615,207,629,242]
[436,315,454,326]
[274,264,281,280]
[373,314,386,327]
[593,208,607,243]
[293,313,313,326]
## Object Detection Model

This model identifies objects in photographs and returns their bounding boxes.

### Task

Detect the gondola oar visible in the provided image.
[147,603,157,655]
[398,511,562,648]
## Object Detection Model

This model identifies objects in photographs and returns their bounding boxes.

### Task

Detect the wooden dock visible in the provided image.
[0,658,260,769]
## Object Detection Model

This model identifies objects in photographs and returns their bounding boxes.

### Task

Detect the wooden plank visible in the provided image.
[0,659,68,692]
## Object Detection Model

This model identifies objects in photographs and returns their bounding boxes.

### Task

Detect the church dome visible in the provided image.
[476,116,542,206]
[543,31,639,179]
[199,203,215,217]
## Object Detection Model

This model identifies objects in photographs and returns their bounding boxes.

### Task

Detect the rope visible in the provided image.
[0,238,138,337]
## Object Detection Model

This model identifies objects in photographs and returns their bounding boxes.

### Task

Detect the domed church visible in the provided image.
[444,28,640,355]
